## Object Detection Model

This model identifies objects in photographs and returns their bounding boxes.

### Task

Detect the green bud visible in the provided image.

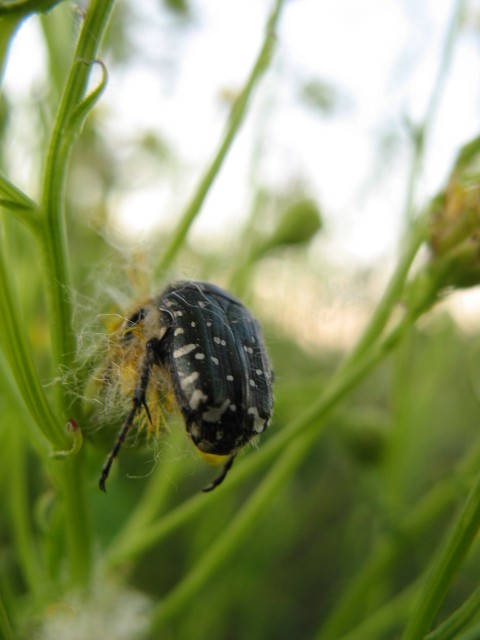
[424,136,480,295]
[428,176,480,258]
[255,198,323,257]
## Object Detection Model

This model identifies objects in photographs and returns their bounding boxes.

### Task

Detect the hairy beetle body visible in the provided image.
[99,280,274,492]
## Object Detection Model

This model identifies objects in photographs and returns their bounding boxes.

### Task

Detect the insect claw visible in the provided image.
[202,453,236,493]
[142,399,153,425]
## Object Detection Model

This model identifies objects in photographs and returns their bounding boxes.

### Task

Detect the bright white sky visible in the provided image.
[3,0,480,268]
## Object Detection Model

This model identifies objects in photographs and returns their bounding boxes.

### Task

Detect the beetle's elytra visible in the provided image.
[99,280,274,492]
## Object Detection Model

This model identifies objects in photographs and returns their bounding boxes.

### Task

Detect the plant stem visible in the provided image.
[338,581,419,640]
[107,313,411,570]
[107,228,425,567]
[0,0,63,17]
[155,0,286,276]
[0,242,66,448]
[457,621,480,640]
[38,0,115,587]
[7,421,44,597]
[0,172,38,214]
[148,317,414,628]
[401,468,480,640]
[347,214,426,365]
[316,8,466,633]
[40,0,114,381]
[106,427,187,561]
[425,583,480,640]
[150,430,308,629]
[0,14,20,83]
[0,594,14,640]
[315,435,480,639]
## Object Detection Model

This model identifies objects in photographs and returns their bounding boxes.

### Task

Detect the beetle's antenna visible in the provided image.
[99,340,158,492]
[202,453,236,492]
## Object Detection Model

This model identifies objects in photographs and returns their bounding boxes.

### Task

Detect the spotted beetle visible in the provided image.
[99,280,274,492]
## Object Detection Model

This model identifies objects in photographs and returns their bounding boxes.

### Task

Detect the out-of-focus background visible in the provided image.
[5,0,480,345]
[2,1,480,639]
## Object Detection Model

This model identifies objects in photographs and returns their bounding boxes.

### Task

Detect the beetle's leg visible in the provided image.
[202,453,237,493]
[99,339,159,492]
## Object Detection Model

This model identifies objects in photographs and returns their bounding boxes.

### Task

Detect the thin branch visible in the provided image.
[155,0,285,276]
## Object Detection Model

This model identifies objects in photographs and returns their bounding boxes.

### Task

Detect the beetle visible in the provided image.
[99,280,274,492]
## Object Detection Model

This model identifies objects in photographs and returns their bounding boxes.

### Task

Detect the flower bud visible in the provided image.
[255,198,323,258]
[425,137,480,291]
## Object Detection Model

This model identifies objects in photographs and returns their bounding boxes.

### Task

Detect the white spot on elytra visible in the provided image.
[174,327,185,336]
[202,399,230,422]
[189,389,208,410]
[173,343,197,358]
[243,345,254,354]
[256,369,264,375]
[191,321,196,327]
[249,379,256,387]
[213,337,221,345]
[174,310,183,317]
[180,371,199,389]
[248,406,266,433]
[226,374,234,381]
[211,356,219,365]
[195,352,205,360]
[189,422,200,438]
[198,301,207,308]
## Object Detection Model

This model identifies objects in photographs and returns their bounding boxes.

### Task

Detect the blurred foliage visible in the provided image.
[300,78,346,116]
[1,1,480,640]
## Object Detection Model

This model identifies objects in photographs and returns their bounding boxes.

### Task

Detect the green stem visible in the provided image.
[7,422,44,597]
[150,431,307,629]
[107,224,425,568]
[0,594,14,640]
[457,621,480,640]
[425,583,480,640]
[0,242,66,448]
[54,455,91,587]
[316,436,480,640]
[107,427,187,561]
[40,0,114,380]
[401,468,480,640]
[338,581,419,640]
[155,0,285,276]
[107,315,410,568]
[0,14,20,84]
[0,0,63,17]
[0,172,38,215]
[348,214,426,364]
[315,9,465,633]
[148,318,414,629]
[38,0,115,587]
